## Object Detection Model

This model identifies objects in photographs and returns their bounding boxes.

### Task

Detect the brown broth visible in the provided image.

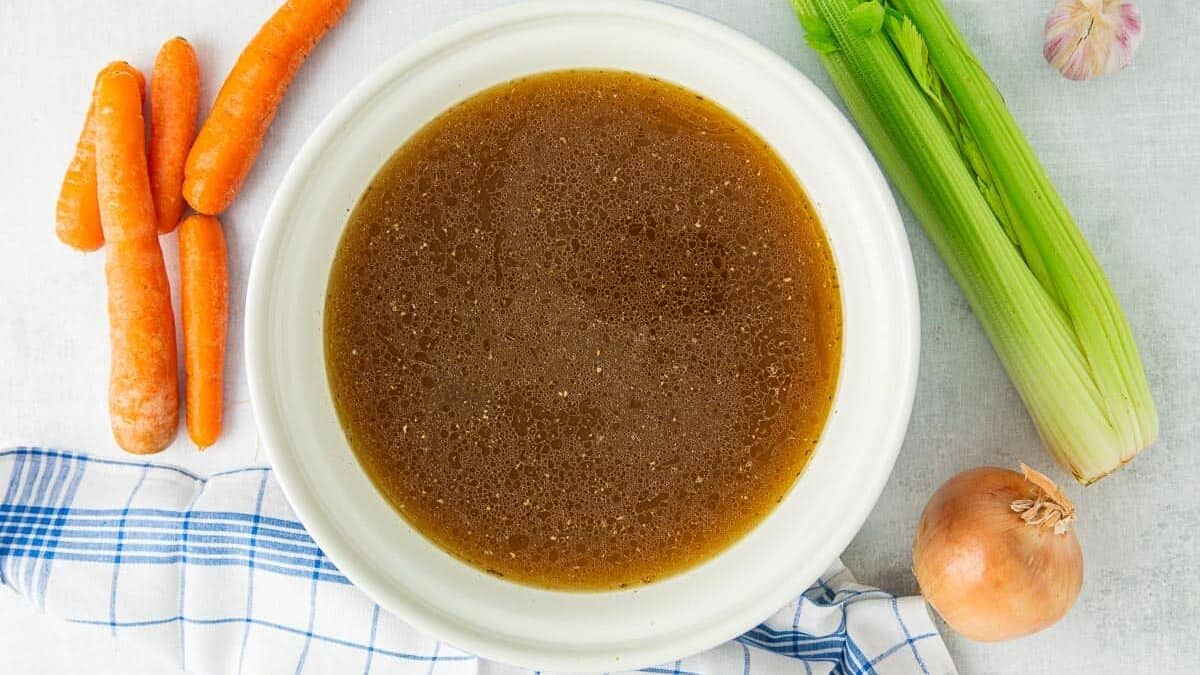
[324,69,841,590]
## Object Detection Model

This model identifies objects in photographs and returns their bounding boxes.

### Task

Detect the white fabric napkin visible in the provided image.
[0,447,955,674]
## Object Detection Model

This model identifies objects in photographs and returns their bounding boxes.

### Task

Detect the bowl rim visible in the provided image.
[246,0,919,669]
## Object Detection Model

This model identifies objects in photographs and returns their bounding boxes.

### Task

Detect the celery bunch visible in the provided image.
[792,0,1157,483]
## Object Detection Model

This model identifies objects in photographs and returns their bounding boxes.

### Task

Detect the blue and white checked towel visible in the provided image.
[0,447,954,674]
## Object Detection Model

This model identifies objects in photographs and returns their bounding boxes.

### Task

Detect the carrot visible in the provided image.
[149,37,200,234]
[95,68,179,454]
[56,62,145,251]
[179,214,228,449]
[183,0,351,215]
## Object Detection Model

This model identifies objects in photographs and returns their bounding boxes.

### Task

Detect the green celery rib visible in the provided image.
[890,0,1158,461]
[791,0,1155,482]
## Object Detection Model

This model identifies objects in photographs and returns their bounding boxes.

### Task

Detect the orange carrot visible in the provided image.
[183,0,352,215]
[56,62,145,251]
[149,37,200,234]
[95,68,179,454]
[179,214,228,449]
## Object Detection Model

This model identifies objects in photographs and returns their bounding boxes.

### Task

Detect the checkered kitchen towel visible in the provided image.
[0,447,954,674]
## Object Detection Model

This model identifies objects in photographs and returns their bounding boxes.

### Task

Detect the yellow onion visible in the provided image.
[912,464,1083,641]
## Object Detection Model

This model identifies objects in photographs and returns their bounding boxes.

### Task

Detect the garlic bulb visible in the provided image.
[1044,0,1143,81]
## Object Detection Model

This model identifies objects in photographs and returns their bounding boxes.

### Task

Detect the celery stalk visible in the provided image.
[791,0,1157,482]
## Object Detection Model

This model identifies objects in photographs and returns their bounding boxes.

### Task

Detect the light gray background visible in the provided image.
[2,1,1197,673]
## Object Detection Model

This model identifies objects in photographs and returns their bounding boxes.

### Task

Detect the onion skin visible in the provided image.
[913,466,1083,642]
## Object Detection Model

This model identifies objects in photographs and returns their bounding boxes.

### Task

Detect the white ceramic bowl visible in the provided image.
[246,0,918,670]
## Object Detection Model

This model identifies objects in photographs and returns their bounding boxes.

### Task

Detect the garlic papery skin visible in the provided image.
[1044,0,1143,81]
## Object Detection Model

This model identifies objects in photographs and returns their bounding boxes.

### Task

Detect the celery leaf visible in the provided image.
[847,2,886,36]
